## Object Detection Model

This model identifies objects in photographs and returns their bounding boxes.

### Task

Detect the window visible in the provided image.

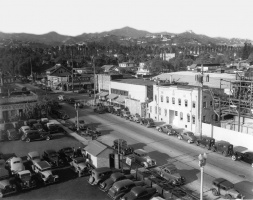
[175,111,178,116]
[187,114,190,122]
[172,97,175,104]
[185,100,188,107]
[166,96,169,103]
[164,109,167,116]
[150,106,152,113]
[178,98,181,106]
[161,95,163,102]
[155,106,157,114]
[203,102,207,108]
[193,102,196,108]
[203,116,206,122]
[158,107,161,115]
[155,95,157,101]
[180,112,183,120]
[210,101,213,106]
[192,115,195,124]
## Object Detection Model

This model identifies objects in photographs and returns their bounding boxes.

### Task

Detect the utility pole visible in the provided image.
[199,65,204,139]
[238,81,241,132]
[93,56,96,106]
[71,47,74,93]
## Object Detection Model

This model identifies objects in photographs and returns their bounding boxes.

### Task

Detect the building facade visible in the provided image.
[119,62,135,68]
[149,84,216,133]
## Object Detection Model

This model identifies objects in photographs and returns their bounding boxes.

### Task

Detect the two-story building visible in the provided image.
[119,62,135,68]
[136,62,151,76]
[149,84,216,133]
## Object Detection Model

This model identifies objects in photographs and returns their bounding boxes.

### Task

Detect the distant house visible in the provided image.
[119,62,135,68]
[101,65,119,73]
[84,140,115,168]
[73,67,93,75]
[136,62,151,76]
[187,64,197,71]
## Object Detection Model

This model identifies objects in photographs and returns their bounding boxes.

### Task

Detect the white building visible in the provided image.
[118,62,135,68]
[149,84,216,133]
[136,62,151,76]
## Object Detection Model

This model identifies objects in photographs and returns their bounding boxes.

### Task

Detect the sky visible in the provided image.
[1,0,253,40]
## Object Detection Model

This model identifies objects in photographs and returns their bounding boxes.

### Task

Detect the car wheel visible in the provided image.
[88,176,95,184]
[46,136,51,141]
[196,141,200,146]
[158,128,162,132]
[231,155,237,161]
[211,188,218,196]
[26,138,30,143]
[224,194,232,199]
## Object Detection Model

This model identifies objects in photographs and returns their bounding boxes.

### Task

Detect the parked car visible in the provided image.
[67,98,75,104]
[5,157,25,175]
[2,123,15,133]
[58,147,75,163]
[211,178,244,199]
[14,170,37,190]
[106,106,114,113]
[32,123,45,132]
[177,132,196,143]
[19,126,31,135]
[21,130,51,143]
[131,149,156,168]
[6,129,20,140]
[84,128,101,139]
[140,118,155,128]
[88,167,120,185]
[0,160,17,197]
[195,136,215,150]
[44,122,66,134]
[27,151,41,168]
[64,122,77,131]
[42,150,64,167]
[121,111,131,119]
[130,114,141,123]
[120,186,157,200]
[155,164,185,186]
[155,124,175,135]
[76,120,87,130]
[112,139,134,156]
[40,118,49,125]
[211,141,233,157]
[108,179,145,200]
[94,106,107,114]
[99,172,135,192]
[32,161,59,185]
[70,157,90,177]
[58,95,65,101]
[231,151,253,167]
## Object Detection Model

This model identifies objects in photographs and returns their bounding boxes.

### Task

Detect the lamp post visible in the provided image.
[92,56,96,106]
[198,153,207,200]
[74,103,79,132]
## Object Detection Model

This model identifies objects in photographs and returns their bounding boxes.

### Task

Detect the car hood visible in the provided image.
[228,188,241,198]
[41,170,53,178]
[0,179,11,188]
[103,178,114,187]
[78,163,87,170]
[32,158,41,164]
[188,135,196,140]
[11,164,25,172]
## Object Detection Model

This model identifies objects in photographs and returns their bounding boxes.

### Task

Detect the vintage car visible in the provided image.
[32,123,45,132]
[120,186,157,200]
[21,130,51,142]
[140,118,155,128]
[211,178,244,199]
[42,149,63,167]
[6,129,20,140]
[2,123,15,133]
[5,157,25,175]
[88,167,120,185]
[99,172,135,192]
[131,149,156,168]
[130,114,141,123]
[84,128,101,139]
[195,136,215,150]
[27,151,41,168]
[211,141,233,157]
[58,147,75,163]
[70,157,90,177]
[155,124,178,136]
[40,118,49,125]
[0,160,17,198]
[232,151,253,167]
[19,126,31,135]
[108,179,145,200]
[14,170,37,190]
[33,161,59,185]
[75,120,87,130]
[155,164,185,186]
[177,132,196,143]
[121,111,131,119]
[64,122,77,131]
[112,139,134,156]
[94,106,107,114]
[44,122,66,134]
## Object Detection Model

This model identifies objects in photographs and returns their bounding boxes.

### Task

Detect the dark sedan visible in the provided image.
[232,151,253,167]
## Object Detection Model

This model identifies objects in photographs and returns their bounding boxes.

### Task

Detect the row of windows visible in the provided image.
[155,95,212,108]
[111,88,129,96]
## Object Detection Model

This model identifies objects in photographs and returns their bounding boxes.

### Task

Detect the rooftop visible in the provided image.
[84,140,110,156]
[112,78,155,86]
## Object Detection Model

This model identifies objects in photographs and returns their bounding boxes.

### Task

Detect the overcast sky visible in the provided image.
[1,0,253,40]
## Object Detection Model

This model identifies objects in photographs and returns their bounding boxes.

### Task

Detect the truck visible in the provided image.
[112,139,134,155]
[127,149,156,168]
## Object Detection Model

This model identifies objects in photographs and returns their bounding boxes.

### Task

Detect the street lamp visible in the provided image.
[198,153,207,200]
[74,103,79,131]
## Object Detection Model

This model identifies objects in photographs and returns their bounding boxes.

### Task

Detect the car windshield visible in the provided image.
[20,172,31,179]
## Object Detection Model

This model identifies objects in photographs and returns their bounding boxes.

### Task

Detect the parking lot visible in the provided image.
[0,131,110,200]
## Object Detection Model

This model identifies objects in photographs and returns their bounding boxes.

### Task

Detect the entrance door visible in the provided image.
[169,110,174,124]
[3,111,8,122]
[109,154,115,168]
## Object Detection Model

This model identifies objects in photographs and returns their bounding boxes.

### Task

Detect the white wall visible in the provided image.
[110,81,147,102]
[202,123,253,150]
[87,153,98,168]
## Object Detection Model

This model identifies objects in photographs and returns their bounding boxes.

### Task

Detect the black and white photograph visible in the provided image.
[0,0,253,199]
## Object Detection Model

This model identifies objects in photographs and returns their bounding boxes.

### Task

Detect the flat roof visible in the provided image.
[112,78,155,86]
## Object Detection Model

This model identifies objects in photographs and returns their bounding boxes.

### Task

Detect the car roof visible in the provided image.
[18,170,31,175]
[134,149,147,154]
[21,126,30,129]
[131,186,146,195]
[11,157,22,162]
[28,151,40,157]
[45,149,57,154]
[36,161,51,169]
[216,141,231,145]
[62,147,73,151]
[113,179,133,187]
[213,178,234,188]
[111,172,124,179]
[93,167,111,173]
[74,157,86,162]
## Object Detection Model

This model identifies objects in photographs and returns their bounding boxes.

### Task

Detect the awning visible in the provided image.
[99,92,109,97]
[114,95,126,103]
[107,94,118,100]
